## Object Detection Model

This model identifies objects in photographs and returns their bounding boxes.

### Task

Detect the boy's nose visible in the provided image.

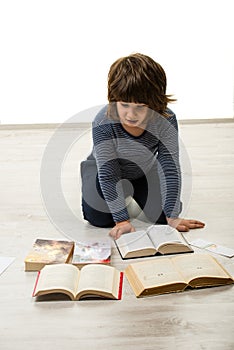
[127,107,136,117]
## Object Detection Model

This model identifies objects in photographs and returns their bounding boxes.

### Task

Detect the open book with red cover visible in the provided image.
[33,263,123,301]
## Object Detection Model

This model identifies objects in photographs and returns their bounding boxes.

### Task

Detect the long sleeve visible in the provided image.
[156,113,182,218]
[92,122,130,222]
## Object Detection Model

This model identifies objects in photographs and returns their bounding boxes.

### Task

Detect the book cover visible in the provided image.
[24,238,75,271]
[72,237,111,267]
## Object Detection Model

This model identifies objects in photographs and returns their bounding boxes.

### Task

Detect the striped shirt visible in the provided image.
[90,105,182,222]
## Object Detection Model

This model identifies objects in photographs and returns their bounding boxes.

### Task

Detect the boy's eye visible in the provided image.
[120,103,147,109]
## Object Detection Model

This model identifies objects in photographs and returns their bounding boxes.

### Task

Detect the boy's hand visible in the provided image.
[167,217,205,232]
[109,221,135,240]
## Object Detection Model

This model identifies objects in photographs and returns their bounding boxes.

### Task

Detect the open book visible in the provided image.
[125,253,234,297]
[33,263,123,301]
[115,225,193,259]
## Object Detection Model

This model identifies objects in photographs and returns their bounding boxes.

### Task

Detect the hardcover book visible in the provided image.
[71,237,111,268]
[33,263,123,300]
[125,253,234,297]
[115,225,193,259]
[24,238,75,271]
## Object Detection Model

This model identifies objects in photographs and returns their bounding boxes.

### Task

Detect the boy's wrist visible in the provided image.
[115,220,130,226]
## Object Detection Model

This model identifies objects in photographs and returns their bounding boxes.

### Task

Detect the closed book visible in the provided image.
[24,238,74,271]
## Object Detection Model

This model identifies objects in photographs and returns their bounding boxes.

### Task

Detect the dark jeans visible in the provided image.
[80,157,167,228]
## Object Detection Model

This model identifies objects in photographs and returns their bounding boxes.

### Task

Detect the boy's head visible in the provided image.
[107,53,175,117]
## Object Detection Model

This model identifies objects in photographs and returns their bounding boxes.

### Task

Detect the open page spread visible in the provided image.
[115,225,193,258]
[33,263,123,300]
[125,253,234,297]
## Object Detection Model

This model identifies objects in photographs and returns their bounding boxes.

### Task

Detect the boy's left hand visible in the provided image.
[167,217,205,232]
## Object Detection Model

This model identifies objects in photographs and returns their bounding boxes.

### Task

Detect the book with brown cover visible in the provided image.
[125,253,234,297]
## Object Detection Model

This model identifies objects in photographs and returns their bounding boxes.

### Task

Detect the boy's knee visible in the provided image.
[82,200,114,228]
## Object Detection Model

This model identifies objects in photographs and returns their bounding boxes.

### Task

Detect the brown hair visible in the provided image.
[107,53,176,118]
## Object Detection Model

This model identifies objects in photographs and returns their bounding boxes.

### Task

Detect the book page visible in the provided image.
[128,258,185,290]
[77,264,119,298]
[34,264,80,297]
[172,254,231,284]
[115,230,156,258]
[147,225,188,250]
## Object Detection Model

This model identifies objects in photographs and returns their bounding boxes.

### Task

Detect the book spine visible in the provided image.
[118,272,124,300]
[32,271,41,297]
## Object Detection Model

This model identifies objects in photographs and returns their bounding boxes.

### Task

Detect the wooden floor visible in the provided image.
[0,120,234,350]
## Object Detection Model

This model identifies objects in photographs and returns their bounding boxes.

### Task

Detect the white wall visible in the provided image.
[0,0,233,124]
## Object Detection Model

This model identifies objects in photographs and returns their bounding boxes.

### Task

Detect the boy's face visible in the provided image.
[116,101,149,130]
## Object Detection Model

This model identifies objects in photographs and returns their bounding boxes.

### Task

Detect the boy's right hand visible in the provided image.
[109,221,135,240]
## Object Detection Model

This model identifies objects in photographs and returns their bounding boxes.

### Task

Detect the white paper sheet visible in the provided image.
[190,239,234,258]
[0,256,15,276]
